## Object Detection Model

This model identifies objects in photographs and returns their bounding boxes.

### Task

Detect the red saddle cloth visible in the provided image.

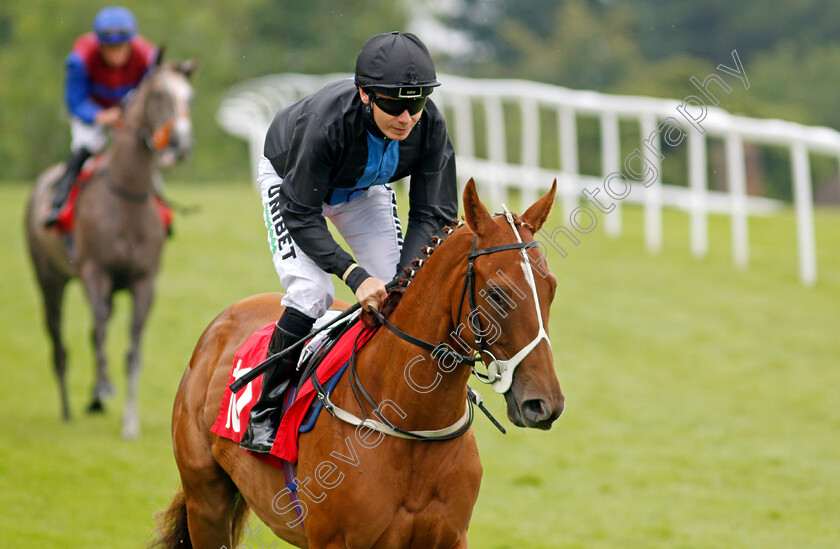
[53,159,173,233]
[211,319,377,466]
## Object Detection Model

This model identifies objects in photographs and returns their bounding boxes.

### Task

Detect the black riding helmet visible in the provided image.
[354,32,440,99]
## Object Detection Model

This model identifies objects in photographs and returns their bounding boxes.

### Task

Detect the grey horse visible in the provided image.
[25,52,195,438]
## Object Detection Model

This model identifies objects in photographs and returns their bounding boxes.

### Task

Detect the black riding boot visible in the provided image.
[238,323,304,453]
[45,148,92,228]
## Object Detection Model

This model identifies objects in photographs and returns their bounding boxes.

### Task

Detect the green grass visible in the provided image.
[1,181,838,548]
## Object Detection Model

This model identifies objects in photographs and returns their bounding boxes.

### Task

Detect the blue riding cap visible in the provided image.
[93,6,137,45]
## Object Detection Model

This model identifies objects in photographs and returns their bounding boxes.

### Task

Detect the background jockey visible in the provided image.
[240,32,459,453]
[45,6,157,227]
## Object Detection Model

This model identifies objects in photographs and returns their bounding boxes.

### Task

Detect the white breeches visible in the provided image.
[258,156,404,319]
[69,117,109,154]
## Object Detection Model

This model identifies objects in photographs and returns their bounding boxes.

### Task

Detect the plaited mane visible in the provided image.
[359,218,463,328]
[359,212,534,328]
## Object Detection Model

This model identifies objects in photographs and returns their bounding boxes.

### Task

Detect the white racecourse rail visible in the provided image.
[217,72,840,286]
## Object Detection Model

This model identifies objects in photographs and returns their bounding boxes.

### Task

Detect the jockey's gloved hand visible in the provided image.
[355,276,387,311]
[94,106,123,127]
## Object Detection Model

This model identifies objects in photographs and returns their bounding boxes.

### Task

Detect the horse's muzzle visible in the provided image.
[504,381,564,430]
[169,119,193,162]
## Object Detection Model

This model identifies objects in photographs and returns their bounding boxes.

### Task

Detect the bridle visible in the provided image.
[328,205,551,440]
[456,207,551,393]
[312,325,475,442]
[105,67,190,201]
[374,206,550,393]
[113,67,189,152]
[253,207,551,441]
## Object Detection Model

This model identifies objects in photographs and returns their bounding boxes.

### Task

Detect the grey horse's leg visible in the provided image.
[122,275,155,439]
[80,262,115,412]
[37,272,71,420]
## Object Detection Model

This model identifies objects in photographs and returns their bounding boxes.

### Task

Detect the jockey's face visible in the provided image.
[99,42,132,68]
[359,87,422,141]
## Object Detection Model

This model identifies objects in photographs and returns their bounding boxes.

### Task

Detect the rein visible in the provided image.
[375,208,549,394]
[107,176,150,202]
[231,213,551,441]
[310,210,548,440]
[113,67,188,152]
[101,69,189,203]
[115,110,184,152]
[369,308,475,366]
[310,328,475,441]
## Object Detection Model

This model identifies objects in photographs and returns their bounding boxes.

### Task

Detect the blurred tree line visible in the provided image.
[442,0,840,201]
[1,0,838,200]
[0,0,405,183]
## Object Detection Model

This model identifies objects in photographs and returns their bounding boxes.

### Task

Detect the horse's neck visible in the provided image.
[106,115,157,193]
[355,234,474,430]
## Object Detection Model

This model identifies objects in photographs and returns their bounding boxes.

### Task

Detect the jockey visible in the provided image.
[240,32,459,453]
[45,6,157,227]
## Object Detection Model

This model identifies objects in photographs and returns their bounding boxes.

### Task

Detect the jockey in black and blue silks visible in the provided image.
[241,32,458,453]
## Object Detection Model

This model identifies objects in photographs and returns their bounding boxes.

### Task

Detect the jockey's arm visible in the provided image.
[94,106,123,127]
[65,54,100,124]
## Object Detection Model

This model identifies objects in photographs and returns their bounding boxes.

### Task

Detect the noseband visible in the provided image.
[456,208,551,392]
[114,69,189,151]
[309,208,551,440]
[374,206,551,394]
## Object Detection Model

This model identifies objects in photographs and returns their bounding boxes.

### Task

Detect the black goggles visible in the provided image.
[97,30,133,44]
[369,94,427,116]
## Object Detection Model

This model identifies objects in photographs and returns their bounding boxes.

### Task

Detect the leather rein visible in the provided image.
[106,69,187,202]
[313,208,549,440]
[113,71,185,153]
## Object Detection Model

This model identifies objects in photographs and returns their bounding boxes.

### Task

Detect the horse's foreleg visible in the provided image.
[122,276,155,439]
[37,272,71,421]
[80,263,114,412]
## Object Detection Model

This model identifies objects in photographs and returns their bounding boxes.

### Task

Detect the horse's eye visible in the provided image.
[488,289,505,306]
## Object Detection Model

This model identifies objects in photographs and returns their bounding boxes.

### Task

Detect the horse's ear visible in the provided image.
[178,59,198,79]
[462,178,494,236]
[521,179,557,233]
[154,45,166,67]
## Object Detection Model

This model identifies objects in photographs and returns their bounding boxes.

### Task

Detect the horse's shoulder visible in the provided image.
[206,293,285,350]
[228,292,285,318]
[190,293,348,381]
[330,299,352,311]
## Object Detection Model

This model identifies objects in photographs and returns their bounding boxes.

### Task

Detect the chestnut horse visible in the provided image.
[156,179,564,548]
[25,53,195,438]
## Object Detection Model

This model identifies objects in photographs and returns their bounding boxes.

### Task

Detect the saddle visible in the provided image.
[51,157,102,233]
[51,157,173,234]
[211,310,378,466]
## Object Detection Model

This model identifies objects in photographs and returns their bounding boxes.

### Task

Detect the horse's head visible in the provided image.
[458,178,564,429]
[126,49,196,163]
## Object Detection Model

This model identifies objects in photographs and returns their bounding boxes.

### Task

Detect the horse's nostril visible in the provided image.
[522,399,549,421]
